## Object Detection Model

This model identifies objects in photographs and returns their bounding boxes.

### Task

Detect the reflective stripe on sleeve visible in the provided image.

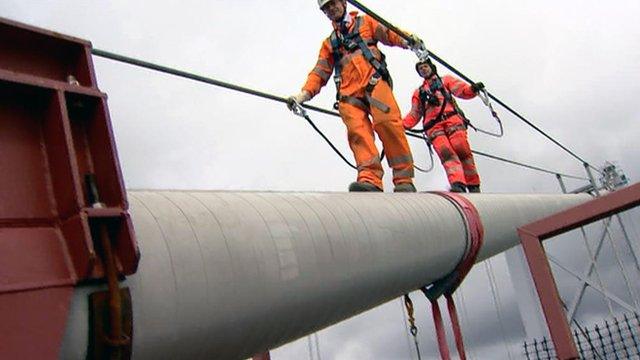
[374,24,390,44]
[312,67,331,82]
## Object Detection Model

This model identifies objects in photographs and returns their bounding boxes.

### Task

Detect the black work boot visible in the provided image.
[467,185,481,193]
[348,181,383,192]
[394,183,417,193]
[450,182,467,193]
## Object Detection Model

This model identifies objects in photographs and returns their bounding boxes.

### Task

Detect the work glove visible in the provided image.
[408,34,423,49]
[286,90,311,111]
[471,82,485,93]
[407,34,429,60]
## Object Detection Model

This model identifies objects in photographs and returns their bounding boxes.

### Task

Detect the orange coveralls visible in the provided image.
[301,11,414,190]
[403,75,481,187]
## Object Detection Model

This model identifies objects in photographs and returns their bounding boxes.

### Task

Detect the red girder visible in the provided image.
[518,182,640,360]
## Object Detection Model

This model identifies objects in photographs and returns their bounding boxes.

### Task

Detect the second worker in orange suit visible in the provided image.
[403,58,484,193]
[287,0,424,193]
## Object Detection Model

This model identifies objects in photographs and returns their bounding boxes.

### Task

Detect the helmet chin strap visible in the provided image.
[338,5,347,22]
[339,0,348,21]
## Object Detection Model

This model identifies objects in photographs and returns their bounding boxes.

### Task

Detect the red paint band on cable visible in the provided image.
[425,192,485,360]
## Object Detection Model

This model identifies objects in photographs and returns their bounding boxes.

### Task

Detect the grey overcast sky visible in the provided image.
[3,1,639,359]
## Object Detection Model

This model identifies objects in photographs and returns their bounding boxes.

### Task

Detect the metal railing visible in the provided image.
[523,313,640,360]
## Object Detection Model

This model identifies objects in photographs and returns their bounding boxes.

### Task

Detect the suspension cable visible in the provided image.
[93,48,356,169]
[485,259,515,359]
[314,333,322,360]
[345,0,600,173]
[472,150,589,180]
[405,133,588,180]
[93,48,591,181]
[307,335,314,360]
[91,48,337,117]
[473,150,589,181]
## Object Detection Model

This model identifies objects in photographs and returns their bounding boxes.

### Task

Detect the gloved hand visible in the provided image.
[471,82,485,93]
[408,34,424,49]
[286,90,311,111]
[407,34,429,60]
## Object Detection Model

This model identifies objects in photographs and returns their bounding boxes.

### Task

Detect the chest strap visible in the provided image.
[330,16,392,111]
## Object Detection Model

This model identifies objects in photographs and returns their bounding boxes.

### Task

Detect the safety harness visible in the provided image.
[412,76,471,142]
[401,76,469,175]
[329,16,391,113]
[412,75,504,140]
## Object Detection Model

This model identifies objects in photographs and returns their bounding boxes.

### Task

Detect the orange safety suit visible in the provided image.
[301,11,414,190]
[403,75,481,187]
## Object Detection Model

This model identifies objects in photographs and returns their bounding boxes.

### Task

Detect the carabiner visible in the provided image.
[472,88,504,138]
[290,100,308,119]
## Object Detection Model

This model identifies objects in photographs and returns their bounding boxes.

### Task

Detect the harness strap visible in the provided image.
[418,77,450,133]
[445,124,467,136]
[354,33,389,83]
[440,111,458,120]
[339,92,390,113]
[330,17,366,87]
[330,16,392,111]
[364,75,390,113]
[422,192,485,360]
[428,130,445,142]
[421,110,457,135]
[339,95,368,111]
[365,93,390,113]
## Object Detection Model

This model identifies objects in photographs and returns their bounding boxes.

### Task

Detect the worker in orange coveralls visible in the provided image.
[403,58,484,193]
[287,0,424,192]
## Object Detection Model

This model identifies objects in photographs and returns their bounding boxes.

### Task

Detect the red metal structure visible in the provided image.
[518,182,640,360]
[0,17,138,359]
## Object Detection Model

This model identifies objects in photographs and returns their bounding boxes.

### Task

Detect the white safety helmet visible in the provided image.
[317,0,332,9]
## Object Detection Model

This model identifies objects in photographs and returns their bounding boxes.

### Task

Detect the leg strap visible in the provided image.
[340,96,369,112]
[445,124,467,136]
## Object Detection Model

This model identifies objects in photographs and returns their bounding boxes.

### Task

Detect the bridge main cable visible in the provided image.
[60,190,590,359]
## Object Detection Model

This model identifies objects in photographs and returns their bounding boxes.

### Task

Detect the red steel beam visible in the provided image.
[0,17,138,359]
[518,230,578,359]
[522,182,640,239]
[518,182,640,360]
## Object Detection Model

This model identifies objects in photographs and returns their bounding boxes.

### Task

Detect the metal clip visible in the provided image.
[290,100,308,119]
[368,74,380,86]
[477,87,490,107]
[411,40,430,61]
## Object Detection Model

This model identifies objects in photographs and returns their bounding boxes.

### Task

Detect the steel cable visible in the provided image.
[485,259,515,359]
[92,48,590,182]
[345,0,599,173]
